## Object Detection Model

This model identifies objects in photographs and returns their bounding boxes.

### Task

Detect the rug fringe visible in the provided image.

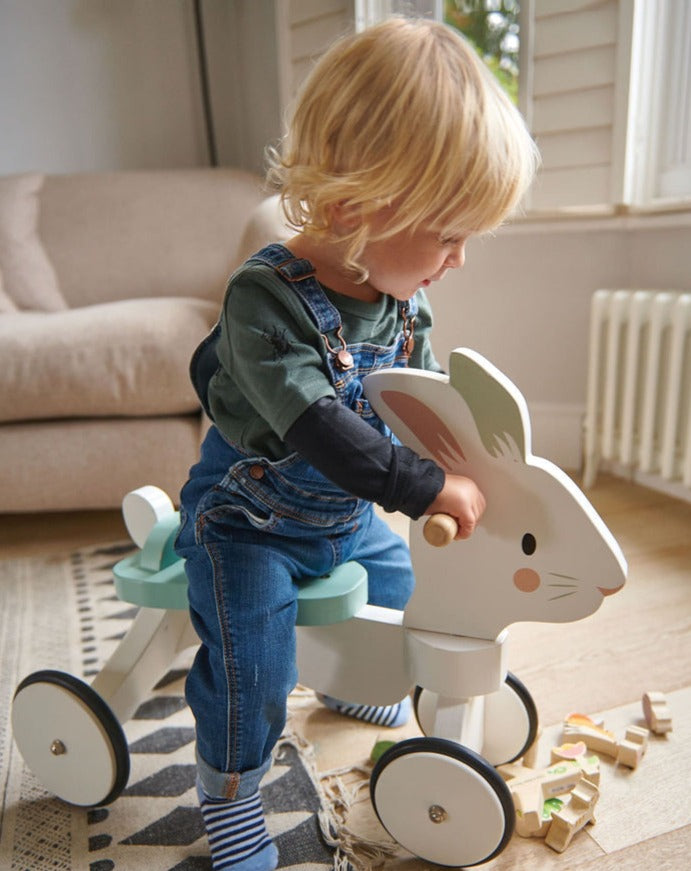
[277,717,399,870]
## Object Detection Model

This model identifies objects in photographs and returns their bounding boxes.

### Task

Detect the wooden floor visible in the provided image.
[2,474,690,868]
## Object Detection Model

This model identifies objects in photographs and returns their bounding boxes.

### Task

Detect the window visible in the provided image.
[443,1,521,105]
[354,0,691,214]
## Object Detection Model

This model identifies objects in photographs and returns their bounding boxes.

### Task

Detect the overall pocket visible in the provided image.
[199,454,365,538]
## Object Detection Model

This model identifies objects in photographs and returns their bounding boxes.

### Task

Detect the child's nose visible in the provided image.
[445,241,466,269]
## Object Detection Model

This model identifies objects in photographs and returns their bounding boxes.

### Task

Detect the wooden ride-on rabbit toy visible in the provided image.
[298,348,626,866]
[11,349,626,869]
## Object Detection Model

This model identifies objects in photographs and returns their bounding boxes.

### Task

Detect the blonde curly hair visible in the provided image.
[267,17,539,281]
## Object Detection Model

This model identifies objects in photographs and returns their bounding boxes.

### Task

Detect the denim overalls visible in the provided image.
[175,245,418,801]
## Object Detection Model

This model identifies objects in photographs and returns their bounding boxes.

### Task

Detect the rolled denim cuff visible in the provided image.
[196,746,273,801]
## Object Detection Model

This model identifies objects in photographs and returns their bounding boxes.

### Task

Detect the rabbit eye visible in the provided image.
[522,533,537,556]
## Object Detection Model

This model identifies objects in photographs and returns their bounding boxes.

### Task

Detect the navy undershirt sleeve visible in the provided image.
[284,396,445,520]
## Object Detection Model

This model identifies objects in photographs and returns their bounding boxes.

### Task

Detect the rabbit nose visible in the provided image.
[598,584,623,597]
[514,568,540,593]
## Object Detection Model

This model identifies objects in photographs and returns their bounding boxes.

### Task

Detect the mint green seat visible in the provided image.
[293,561,368,625]
[113,513,368,625]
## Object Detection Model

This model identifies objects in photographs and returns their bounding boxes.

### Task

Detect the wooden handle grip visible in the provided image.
[423,514,458,547]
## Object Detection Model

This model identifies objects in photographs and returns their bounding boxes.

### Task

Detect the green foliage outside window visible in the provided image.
[444,0,520,104]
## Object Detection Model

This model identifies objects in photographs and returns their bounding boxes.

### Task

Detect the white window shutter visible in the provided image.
[656,6,691,200]
[275,0,353,118]
[525,0,634,213]
[624,0,691,208]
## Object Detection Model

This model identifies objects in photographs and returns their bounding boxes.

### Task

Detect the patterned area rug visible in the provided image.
[0,543,338,870]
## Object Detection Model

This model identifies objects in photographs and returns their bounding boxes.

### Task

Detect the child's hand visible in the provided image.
[426,475,486,540]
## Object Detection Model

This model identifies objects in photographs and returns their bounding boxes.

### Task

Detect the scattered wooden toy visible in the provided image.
[498,759,583,838]
[370,740,396,763]
[550,740,601,786]
[642,691,672,734]
[544,779,600,853]
[563,713,649,769]
[520,725,542,769]
[499,701,670,856]
[616,725,649,768]
[563,713,617,755]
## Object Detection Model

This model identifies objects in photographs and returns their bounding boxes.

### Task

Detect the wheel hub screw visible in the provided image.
[428,804,447,823]
[50,739,67,756]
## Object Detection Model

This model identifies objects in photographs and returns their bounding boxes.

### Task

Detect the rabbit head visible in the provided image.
[364,348,627,641]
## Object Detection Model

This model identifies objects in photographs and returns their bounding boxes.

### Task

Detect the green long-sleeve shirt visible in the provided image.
[207,260,441,460]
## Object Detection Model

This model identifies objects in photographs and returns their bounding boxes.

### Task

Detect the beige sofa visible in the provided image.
[0,170,285,512]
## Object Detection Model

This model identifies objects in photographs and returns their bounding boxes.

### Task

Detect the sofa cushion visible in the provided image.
[0,173,66,311]
[38,168,265,308]
[0,297,218,423]
[0,416,202,512]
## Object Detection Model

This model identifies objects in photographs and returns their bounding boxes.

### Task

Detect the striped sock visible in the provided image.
[197,782,278,870]
[317,693,411,727]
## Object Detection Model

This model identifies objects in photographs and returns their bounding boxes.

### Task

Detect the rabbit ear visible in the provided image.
[449,349,531,462]
[378,390,467,472]
[365,368,473,471]
[364,349,532,468]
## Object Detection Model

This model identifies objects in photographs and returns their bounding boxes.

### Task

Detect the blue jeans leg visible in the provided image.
[183,535,301,800]
[352,510,415,610]
[179,485,415,799]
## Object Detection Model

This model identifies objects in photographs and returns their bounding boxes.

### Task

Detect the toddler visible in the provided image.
[175,16,538,870]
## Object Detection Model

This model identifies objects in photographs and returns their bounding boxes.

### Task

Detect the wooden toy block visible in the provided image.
[521,724,543,769]
[563,713,618,757]
[498,759,582,837]
[642,691,673,734]
[616,725,649,768]
[518,797,566,839]
[563,713,647,769]
[545,780,599,853]
[550,741,601,785]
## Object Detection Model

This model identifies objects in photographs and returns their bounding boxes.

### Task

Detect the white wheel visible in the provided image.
[481,672,538,765]
[12,670,129,806]
[370,738,514,867]
[414,672,538,766]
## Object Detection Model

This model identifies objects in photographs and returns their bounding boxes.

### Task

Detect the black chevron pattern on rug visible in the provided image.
[129,727,196,754]
[133,695,189,719]
[123,764,197,798]
[119,805,206,847]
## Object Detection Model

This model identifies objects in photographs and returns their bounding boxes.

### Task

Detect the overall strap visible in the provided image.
[190,244,347,419]
[248,244,343,335]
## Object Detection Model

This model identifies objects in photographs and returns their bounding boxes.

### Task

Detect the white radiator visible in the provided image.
[583,289,691,499]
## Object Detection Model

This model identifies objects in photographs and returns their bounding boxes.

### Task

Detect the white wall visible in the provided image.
[430,214,691,468]
[0,0,209,173]
[0,0,280,175]
[202,0,281,174]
